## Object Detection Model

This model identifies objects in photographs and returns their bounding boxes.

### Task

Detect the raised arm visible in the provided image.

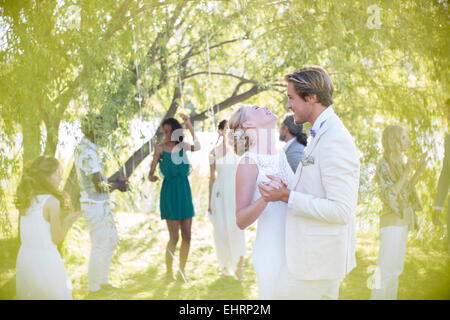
[44,196,82,245]
[149,144,163,182]
[181,115,201,152]
[409,153,427,186]
[208,149,216,214]
[391,155,415,193]
[235,157,267,230]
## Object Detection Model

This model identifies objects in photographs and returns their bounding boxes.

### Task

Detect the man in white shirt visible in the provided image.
[74,115,126,295]
[259,65,360,300]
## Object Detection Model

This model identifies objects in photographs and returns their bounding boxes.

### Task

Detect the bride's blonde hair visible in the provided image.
[227,105,257,155]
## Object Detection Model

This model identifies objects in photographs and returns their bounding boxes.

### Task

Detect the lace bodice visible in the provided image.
[241,151,295,203]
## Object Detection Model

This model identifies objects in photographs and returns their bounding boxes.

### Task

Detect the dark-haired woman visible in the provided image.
[279,114,307,172]
[149,115,200,281]
[15,156,83,299]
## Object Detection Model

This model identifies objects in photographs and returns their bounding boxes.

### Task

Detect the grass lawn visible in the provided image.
[1,210,449,300]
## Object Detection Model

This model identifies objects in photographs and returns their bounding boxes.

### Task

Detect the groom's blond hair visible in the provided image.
[285,65,334,107]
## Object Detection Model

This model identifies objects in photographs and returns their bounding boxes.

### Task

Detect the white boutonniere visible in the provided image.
[301,154,315,166]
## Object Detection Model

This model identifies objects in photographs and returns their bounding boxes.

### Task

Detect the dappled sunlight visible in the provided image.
[1,206,449,300]
[0,0,449,302]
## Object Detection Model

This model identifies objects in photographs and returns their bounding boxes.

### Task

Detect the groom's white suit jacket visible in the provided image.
[286,112,360,280]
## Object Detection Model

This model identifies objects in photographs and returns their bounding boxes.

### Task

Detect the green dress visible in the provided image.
[159,148,195,220]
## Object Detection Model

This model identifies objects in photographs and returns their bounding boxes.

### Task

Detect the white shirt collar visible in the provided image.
[311,105,335,132]
[283,137,296,151]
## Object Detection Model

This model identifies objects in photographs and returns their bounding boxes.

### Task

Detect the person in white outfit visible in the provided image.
[228,105,295,300]
[208,119,246,280]
[15,156,82,299]
[370,125,426,300]
[258,66,360,300]
[74,115,125,294]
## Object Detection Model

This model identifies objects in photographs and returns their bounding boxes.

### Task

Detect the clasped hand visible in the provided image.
[257,174,289,203]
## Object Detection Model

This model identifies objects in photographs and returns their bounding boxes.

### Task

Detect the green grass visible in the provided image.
[1,208,449,300]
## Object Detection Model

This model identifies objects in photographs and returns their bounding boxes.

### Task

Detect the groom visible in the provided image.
[258,65,360,299]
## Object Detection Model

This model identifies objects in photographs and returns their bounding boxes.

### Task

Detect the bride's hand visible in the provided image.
[266,180,282,189]
[258,180,290,203]
[266,174,287,188]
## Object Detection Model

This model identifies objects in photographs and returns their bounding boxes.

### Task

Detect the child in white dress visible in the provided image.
[15,156,82,300]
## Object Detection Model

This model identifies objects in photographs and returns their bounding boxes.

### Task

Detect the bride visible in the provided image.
[228,105,295,300]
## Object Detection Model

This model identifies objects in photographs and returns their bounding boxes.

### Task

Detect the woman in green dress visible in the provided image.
[149,115,200,281]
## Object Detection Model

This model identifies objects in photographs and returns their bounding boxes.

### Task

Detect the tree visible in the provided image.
[1,0,448,236]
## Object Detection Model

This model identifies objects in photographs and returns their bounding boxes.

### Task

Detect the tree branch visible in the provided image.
[107,83,266,182]
[191,84,266,123]
[183,71,257,84]
[181,35,249,63]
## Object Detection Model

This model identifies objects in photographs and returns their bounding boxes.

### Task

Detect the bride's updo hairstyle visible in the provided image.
[227,105,257,156]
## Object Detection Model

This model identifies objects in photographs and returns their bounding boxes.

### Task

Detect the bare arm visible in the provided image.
[182,115,201,152]
[208,150,216,213]
[188,125,201,152]
[149,144,163,181]
[44,196,82,245]
[235,158,267,230]
[393,171,410,194]
[91,172,108,193]
[392,154,415,193]
[410,154,427,186]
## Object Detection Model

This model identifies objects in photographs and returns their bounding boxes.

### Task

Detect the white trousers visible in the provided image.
[81,201,118,292]
[274,265,341,300]
[371,225,408,300]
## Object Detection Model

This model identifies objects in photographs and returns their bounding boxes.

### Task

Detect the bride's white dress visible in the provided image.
[209,151,246,276]
[16,195,73,300]
[242,151,295,300]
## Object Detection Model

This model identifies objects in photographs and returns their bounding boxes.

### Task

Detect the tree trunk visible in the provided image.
[21,117,42,163]
[44,119,60,156]
[63,164,81,211]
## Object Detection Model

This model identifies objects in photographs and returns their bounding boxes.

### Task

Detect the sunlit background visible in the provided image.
[0,0,449,299]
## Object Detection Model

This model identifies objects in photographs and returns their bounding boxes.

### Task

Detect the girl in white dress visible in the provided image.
[15,156,83,300]
[228,105,295,299]
[208,120,246,280]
